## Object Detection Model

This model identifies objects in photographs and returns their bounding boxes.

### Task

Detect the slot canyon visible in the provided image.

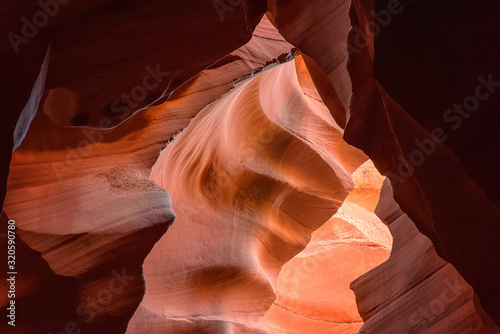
[1,1,499,333]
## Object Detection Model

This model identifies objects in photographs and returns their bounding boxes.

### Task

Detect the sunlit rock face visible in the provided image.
[264,187,392,333]
[345,0,500,327]
[128,56,370,333]
[1,0,499,333]
[352,180,498,334]
[0,0,268,209]
[263,160,391,334]
[1,17,296,334]
[266,0,500,328]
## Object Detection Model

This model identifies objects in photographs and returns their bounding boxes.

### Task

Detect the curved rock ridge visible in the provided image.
[345,0,500,325]
[264,198,391,334]
[266,0,353,128]
[264,159,390,333]
[127,57,368,333]
[265,0,500,325]
[0,0,269,211]
[351,179,500,334]
[1,1,497,333]
[0,211,172,334]
[3,15,294,234]
[1,17,295,334]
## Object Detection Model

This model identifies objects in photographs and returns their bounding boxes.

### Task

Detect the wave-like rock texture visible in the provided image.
[2,1,499,333]
[127,57,369,333]
[266,0,353,127]
[345,0,500,327]
[264,159,390,333]
[0,0,268,209]
[1,17,295,334]
[265,197,391,334]
[352,179,500,333]
[266,0,500,327]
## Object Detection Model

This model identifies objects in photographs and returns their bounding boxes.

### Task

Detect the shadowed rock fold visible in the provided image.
[1,1,499,333]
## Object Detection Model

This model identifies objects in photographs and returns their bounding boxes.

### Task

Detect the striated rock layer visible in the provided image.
[265,198,391,333]
[352,179,500,333]
[1,1,498,332]
[264,160,391,334]
[1,17,295,334]
[266,0,500,327]
[127,57,369,333]
[345,0,500,326]
[0,0,269,209]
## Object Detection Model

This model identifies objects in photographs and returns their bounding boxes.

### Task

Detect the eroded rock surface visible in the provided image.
[352,180,500,334]
[127,58,368,333]
[1,17,295,333]
[1,1,499,333]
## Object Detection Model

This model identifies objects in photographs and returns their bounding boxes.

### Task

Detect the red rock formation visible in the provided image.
[262,159,390,334]
[267,0,500,328]
[345,0,500,326]
[1,17,295,333]
[266,0,353,127]
[0,0,268,209]
[346,160,386,212]
[265,198,391,333]
[352,180,500,333]
[127,57,369,333]
[1,0,499,332]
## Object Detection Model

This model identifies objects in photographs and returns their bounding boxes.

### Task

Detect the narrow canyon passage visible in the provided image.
[128,55,391,333]
[1,1,499,333]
